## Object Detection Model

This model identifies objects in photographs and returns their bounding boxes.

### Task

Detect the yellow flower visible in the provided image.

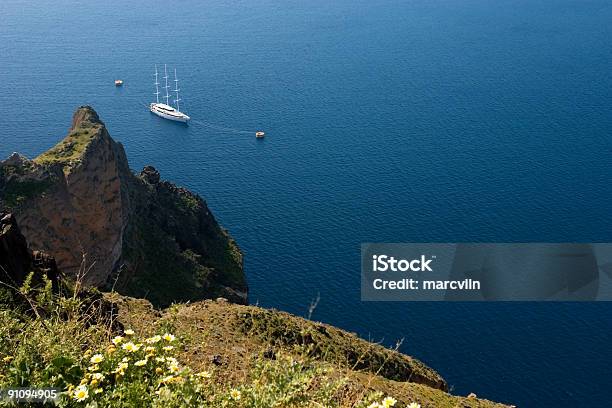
[73,385,89,402]
[80,378,88,385]
[145,346,156,353]
[124,329,135,336]
[162,345,174,352]
[168,363,180,373]
[146,335,162,344]
[111,336,124,346]
[162,375,175,383]
[156,367,164,374]
[407,403,420,408]
[122,342,140,353]
[230,389,241,400]
[2,356,13,363]
[113,362,129,374]
[162,333,176,342]
[90,354,104,364]
[92,373,105,381]
[135,359,148,367]
[382,397,398,408]
[107,345,117,354]
[196,370,212,379]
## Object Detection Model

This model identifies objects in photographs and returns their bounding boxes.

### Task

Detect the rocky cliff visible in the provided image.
[0,211,60,298]
[0,106,246,306]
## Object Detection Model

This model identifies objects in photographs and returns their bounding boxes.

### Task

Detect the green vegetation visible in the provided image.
[0,282,406,408]
[118,181,246,307]
[34,126,99,166]
[120,220,218,307]
[177,192,201,212]
[0,177,53,208]
[0,269,508,408]
[237,308,445,388]
[111,299,508,408]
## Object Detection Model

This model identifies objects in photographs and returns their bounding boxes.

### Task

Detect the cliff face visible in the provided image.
[0,211,60,292]
[0,106,246,306]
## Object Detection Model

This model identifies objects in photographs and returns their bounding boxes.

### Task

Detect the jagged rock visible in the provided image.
[211,354,223,366]
[140,166,160,185]
[3,153,28,167]
[0,211,59,293]
[0,211,31,285]
[0,106,247,307]
[0,211,122,328]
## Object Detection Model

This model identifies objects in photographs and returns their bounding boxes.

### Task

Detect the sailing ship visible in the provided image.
[150,64,190,123]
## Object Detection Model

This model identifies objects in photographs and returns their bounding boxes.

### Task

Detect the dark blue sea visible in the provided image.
[1,0,611,406]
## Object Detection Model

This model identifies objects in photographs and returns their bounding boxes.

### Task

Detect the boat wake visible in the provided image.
[189,118,257,135]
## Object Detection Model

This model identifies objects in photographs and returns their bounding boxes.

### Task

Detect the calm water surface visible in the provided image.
[1,1,611,406]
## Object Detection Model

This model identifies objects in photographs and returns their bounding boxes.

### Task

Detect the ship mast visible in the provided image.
[154,65,160,104]
[163,64,170,105]
[173,68,181,112]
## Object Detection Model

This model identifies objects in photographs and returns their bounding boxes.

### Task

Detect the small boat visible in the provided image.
[150,64,190,123]
[256,131,265,138]
[115,80,123,86]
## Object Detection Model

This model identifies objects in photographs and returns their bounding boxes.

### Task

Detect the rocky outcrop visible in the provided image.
[0,108,128,286]
[0,106,246,307]
[0,211,60,293]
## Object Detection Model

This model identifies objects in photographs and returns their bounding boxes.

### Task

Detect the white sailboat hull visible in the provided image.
[150,103,190,123]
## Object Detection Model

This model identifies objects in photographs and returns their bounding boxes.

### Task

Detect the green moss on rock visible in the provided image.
[1,178,53,209]
[34,127,99,166]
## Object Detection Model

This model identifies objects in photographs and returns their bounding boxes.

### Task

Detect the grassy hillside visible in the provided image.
[0,278,510,407]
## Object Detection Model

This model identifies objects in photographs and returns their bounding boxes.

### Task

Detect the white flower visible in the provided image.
[111,336,124,345]
[163,333,176,342]
[407,403,421,408]
[124,329,135,336]
[230,389,241,400]
[196,370,212,379]
[91,373,105,381]
[122,342,140,352]
[135,359,148,366]
[382,397,398,407]
[73,385,89,402]
[89,354,104,364]
[112,362,129,374]
[146,335,162,344]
